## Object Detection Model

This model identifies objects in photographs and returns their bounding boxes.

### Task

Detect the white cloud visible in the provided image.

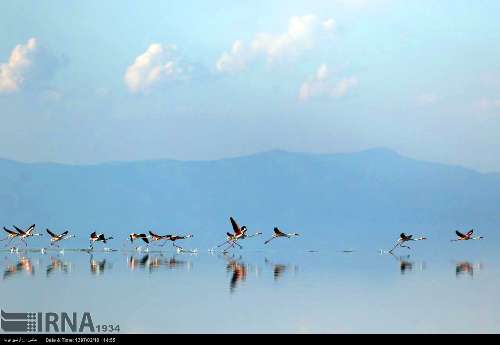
[299,64,358,101]
[124,43,190,93]
[215,40,247,73]
[0,38,60,93]
[216,14,335,73]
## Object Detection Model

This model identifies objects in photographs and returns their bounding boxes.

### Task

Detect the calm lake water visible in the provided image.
[1,244,499,333]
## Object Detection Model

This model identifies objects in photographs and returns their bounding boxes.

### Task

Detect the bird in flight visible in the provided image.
[148,230,169,243]
[12,224,42,246]
[264,227,300,245]
[451,229,483,241]
[216,217,262,252]
[388,232,427,253]
[89,231,113,249]
[129,233,150,244]
[163,234,194,250]
[46,229,74,247]
[1,227,21,247]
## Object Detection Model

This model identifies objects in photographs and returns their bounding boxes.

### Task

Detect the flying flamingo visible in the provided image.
[1,227,20,247]
[148,230,171,245]
[216,217,262,251]
[46,229,74,247]
[89,231,113,249]
[163,234,193,250]
[451,229,483,242]
[388,232,427,253]
[264,227,300,245]
[129,233,149,244]
[13,224,43,246]
[216,232,243,251]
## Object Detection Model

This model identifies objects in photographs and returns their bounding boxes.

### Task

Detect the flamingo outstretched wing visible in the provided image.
[274,227,286,236]
[230,217,242,235]
[13,226,26,235]
[3,228,18,236]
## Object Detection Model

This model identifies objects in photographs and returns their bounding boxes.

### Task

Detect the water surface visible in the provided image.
[1,246,499,333]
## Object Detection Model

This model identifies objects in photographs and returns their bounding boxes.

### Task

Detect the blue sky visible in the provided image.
[1,0,500,171]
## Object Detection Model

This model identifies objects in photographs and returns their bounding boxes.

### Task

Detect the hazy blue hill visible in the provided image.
[1,149,500,250]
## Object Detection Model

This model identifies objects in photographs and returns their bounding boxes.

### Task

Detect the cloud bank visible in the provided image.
[124,44,190,93]
[216,14,335,73]
[0,38,61,93]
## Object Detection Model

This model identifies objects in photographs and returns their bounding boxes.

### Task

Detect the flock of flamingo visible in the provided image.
[0,216,484,254]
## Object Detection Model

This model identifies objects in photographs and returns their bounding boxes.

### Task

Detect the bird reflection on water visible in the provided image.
[455,262,483,278]
[264,258,299,281]
[127,253,192,273]
[89,255,110,275]
[390,253,426,275]
[222,253,248,294]
[46,256,71,277]
[3,256,35,280]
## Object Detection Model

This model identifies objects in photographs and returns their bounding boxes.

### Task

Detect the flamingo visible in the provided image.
[1,227,20,247]
[451,229,483,241]
[13,224,42,246]
[148,230,171,245]
[89,231,113,249]
[216,232,243,251]
[216,217,262,252]
[46,229,74,247]
[264,227,300,245]
[163,234,193,250]
[388,233,427,253]
[128,233,150,245]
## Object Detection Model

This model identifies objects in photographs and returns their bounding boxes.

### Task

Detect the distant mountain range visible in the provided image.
[1,149,499,250]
